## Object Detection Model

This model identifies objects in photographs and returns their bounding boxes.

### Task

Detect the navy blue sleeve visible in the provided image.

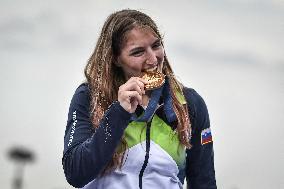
[62,84,131,188]
[184,88,217,189]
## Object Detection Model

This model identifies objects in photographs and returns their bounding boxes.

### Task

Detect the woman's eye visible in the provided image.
[131,51,144,57]
[152,41,162,49]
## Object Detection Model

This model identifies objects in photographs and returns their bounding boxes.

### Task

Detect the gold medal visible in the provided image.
[140,71,165,90]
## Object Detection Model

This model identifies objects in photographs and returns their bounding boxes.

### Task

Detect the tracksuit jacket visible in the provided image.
[62,83,217,189]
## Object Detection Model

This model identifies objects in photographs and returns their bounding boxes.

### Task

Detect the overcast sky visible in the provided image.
[0,0,283,189]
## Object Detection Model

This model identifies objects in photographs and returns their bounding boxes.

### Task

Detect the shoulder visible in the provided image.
[183,87,208,116]
[70,83,90,109]
[182,87,204,103]
[74,82,90,95]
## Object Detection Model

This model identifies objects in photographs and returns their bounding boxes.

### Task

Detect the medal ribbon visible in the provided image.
[130,77,177,123]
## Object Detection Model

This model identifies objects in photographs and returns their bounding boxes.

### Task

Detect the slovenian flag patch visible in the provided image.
[201,128,213,145]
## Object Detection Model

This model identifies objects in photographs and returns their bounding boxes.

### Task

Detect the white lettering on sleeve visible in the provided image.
[68,110,77,146]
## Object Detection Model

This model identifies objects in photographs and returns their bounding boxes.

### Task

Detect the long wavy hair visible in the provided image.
[84,9,192,174]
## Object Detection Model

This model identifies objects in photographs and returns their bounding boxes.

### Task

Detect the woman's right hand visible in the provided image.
[118,77,148,113]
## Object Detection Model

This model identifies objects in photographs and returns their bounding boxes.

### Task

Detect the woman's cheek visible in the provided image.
[159,49,165,59]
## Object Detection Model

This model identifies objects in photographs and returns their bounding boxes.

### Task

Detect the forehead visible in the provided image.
[122,27,158,48]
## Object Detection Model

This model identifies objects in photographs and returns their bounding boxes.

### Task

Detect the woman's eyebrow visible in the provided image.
[152,39,161,44]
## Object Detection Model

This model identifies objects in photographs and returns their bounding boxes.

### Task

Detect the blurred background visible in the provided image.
[1,0,283,188]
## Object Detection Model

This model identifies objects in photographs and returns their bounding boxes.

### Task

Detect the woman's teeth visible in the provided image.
[146,67,157,72]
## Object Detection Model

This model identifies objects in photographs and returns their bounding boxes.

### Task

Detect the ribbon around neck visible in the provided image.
[130,77,177,123]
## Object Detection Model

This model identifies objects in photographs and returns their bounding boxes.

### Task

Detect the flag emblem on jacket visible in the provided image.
[201,128,213,145]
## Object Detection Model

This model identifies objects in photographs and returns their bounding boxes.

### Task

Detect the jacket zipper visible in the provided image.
[138,121,151,189]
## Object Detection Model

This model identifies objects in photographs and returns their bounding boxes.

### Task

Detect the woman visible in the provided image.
[63,9,216,189]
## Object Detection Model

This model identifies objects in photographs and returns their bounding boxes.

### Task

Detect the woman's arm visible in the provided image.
[62,84,131,188]
[184,88,217,189]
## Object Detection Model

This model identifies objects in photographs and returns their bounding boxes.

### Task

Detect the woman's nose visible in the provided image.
[146,50,158,65]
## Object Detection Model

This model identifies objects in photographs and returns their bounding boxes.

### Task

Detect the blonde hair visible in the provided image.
[84,9,192,174]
